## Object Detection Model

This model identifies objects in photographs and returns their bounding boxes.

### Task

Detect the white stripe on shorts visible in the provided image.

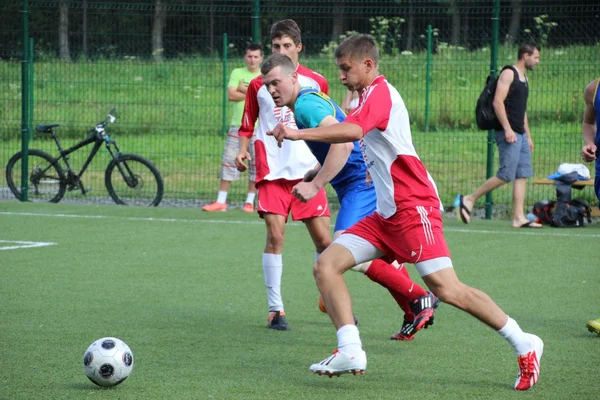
[416,206,435,245]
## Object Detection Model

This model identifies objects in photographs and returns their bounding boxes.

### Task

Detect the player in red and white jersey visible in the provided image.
[234,20,332,332]
[239,64,328,183]
[269,34,543,391]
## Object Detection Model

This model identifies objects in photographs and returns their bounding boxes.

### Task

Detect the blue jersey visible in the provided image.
[294,87,367,197]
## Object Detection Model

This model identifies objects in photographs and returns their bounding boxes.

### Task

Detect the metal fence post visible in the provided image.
[252,0,260,43]
[20,0,30,201]
[425,24,432,132]
[29,36,34,140]
[485,0,501,219]
[222,33,228,136]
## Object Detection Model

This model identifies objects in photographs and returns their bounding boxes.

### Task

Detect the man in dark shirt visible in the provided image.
[458,42,541,228]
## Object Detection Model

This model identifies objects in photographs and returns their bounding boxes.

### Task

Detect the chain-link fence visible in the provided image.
[1,0,599,215]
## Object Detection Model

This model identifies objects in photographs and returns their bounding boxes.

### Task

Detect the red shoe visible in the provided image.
[514,334,544,391]
[202,202,227,212]
[242,203,254,213]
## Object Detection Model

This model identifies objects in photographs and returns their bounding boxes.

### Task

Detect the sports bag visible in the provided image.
[475,65,516,130]
[534,198,591,228]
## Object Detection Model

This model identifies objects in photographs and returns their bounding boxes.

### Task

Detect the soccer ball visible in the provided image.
[83,337,134,387]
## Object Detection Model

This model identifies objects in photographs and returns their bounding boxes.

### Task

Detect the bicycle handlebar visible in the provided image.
[91,108,117,139]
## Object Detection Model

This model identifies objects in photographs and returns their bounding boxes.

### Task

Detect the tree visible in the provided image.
[507,0,523,45]
[58,0,71,61]
[331,0,346,42]
[152,0,166,61]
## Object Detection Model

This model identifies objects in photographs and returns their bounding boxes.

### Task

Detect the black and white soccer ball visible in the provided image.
[83,337,134,387]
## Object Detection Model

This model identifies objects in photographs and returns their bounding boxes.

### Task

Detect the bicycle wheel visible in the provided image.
[5,149,67,203]
[105,154,164,206]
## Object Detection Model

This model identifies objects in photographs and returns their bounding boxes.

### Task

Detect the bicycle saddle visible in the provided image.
[35,124,60,132]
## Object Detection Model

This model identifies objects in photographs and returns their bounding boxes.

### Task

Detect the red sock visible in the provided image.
[364,259,427,319]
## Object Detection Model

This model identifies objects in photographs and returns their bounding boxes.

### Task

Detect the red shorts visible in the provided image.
[345,205,450,264]
[256,179,330,221]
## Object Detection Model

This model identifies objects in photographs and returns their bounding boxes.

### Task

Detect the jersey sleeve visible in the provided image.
[295,94,334,129]
[319,76,329,95]
[227,68,241,88]
[239,77,262,138]
[344,85,391,135]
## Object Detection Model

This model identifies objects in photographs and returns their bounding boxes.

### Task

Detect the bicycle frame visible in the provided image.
[47,128,122,193]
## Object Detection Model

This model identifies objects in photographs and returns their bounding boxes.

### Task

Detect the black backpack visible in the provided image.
[475,65,516,130]
[533,198,592,228]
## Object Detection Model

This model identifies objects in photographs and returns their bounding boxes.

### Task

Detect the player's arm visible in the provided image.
[227,85,246,102]
[493,68,516,141]
[524,112,534,151]
[227,70,247,102]
[236,79,260,171]
[581,79,598,162]
[270,121,363,146]
[309,116,353,190]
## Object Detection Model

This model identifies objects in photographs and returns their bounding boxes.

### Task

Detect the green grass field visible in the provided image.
[1,201,599,399]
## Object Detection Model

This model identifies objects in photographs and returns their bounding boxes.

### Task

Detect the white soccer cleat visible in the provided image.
[309,350,367,377]
[514,334,544,391]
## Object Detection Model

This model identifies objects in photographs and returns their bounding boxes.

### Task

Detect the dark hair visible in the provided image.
[270,19,302,45]
[334,34,379,65]
[246,43,262,54]
[261,53,295,76]
[518,42,539,60]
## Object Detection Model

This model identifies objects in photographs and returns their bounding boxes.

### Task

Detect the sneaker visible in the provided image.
[586,319,600,335]
[400,292,439,338]
[267,311,289,331]
[309,350,367,377]
[390,314,435,341]
[242,203,254,213]
[514,334,544,391]
[202,201,227,212]
[317,295,359,325]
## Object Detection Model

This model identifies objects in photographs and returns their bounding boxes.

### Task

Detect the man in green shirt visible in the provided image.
[203,43,263,212]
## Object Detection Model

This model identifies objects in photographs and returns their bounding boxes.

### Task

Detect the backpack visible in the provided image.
[533,200,555,225]
[533,198,591,228]
[475,65,516,130]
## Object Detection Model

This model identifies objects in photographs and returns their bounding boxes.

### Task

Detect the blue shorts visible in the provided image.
[494,131,533,182]
[335,184,377,232]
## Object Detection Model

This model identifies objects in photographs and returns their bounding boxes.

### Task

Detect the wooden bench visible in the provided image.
[532,178,600,217]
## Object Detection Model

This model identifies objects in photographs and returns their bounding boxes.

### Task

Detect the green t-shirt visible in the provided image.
[228,67,261,126]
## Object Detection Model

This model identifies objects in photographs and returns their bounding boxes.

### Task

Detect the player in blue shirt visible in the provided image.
[260,53,439,340]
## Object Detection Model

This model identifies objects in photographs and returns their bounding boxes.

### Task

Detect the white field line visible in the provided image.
[2,211,600,238]
[0,240,56,251]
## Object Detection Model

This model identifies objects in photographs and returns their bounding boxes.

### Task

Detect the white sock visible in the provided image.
[216,191,227,204]
[314,252,321,262]
[497,316,533,355]
[245,192,256,204]
[263,253,283,313]
[337,324,362,356]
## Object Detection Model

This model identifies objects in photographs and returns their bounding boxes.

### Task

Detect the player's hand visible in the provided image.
[505,130,517,144]
[365,170,372,187]
[581,144,597,162]
[527,137,534,152]
[235,150,251,172]
[303,168,320,182]
[267,123,300,148]
[291,181,319,203]
[237,80,248,94]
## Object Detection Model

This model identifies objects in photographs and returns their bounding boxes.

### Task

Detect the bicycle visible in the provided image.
[6,108,164,206]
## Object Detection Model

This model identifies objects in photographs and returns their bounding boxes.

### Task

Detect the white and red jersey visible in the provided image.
[239,64,329,184]
[344,75,442,218]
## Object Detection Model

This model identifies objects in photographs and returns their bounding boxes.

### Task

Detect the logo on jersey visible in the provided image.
[359,139,374,169]
[273,106,297,128]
